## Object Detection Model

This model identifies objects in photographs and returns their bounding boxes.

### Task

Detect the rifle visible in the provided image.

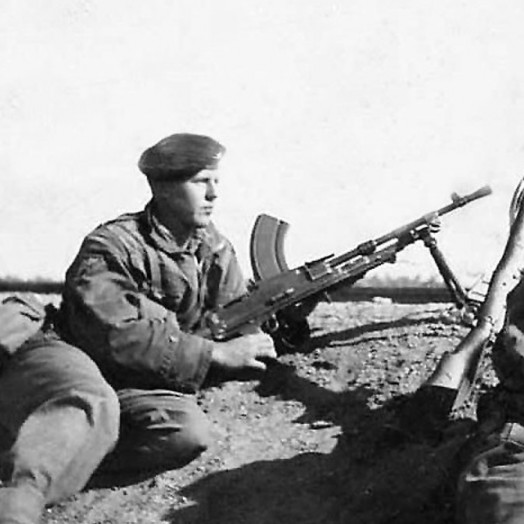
[409,178,524,426]
[198,186,492,348]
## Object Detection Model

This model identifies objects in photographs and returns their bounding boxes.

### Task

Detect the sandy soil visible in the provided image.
[38,300,495,524]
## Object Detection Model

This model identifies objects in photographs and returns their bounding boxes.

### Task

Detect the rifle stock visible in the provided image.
[199,185,492,346]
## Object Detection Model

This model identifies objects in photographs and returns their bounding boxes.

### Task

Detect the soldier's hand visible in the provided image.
[210,332,277,378]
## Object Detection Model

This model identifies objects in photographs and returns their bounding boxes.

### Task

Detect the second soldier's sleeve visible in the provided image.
[492,278,524,392]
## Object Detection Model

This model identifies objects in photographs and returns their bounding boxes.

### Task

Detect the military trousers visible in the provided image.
[100,387,212,475]
[0,332,212,524]
[457,422,524,524]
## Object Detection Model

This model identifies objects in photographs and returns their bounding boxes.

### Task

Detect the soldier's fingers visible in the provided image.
[248,358,268,371]
[257,344,278,360]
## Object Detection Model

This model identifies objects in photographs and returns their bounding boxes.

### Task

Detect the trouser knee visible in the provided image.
[105,389,212,473]
[123,404,212,470]
[82,381,121,455]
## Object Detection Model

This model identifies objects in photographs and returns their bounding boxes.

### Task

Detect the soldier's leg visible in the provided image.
[0,333,120,524]
[457,423,524,524]
[100,388,212,474]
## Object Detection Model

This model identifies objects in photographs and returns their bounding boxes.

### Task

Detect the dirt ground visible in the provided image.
[38,299,495,524]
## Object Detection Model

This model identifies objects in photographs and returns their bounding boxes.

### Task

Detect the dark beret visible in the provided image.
[138,133,226,181]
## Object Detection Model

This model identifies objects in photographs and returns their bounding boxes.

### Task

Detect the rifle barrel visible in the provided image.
[330,185,492,268]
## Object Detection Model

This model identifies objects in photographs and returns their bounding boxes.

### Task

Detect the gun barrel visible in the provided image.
[331,185,492,268]
[375,185,492,245]
[463,185,493,202]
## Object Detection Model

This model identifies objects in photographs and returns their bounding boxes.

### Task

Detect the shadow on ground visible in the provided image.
[306,311,458,352]
[164,333,474,524]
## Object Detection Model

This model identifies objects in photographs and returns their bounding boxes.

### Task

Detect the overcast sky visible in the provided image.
[1,1,524,286]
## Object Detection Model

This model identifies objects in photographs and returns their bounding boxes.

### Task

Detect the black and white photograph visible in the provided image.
[1,2,524,523]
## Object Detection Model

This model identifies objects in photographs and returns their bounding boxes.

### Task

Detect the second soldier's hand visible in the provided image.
[210,332,277,378]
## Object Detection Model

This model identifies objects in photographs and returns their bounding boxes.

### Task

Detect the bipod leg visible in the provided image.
[420,229,470,310]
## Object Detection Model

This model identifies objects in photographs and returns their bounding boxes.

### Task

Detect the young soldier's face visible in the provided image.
[157,169,220,229]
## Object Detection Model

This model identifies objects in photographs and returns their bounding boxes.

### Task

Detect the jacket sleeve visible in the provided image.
[213,240,249,307]
[61,237,213,393]
[492,278,524,391]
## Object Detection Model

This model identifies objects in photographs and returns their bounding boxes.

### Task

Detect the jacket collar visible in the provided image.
[141,200,224,257]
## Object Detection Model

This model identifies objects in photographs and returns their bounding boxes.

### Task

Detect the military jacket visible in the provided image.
[58,202,247,393]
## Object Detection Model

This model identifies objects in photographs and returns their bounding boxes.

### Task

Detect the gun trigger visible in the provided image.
[262,315,279,334]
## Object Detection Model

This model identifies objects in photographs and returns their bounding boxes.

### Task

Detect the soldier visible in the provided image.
[456,181,524,523]
[0,133,277,523]
[456,281,524,523]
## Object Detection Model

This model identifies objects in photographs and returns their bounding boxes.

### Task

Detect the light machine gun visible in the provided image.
[197,186,491,349]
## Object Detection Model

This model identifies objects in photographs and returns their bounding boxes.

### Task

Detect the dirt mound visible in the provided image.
[43,301,496,524]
